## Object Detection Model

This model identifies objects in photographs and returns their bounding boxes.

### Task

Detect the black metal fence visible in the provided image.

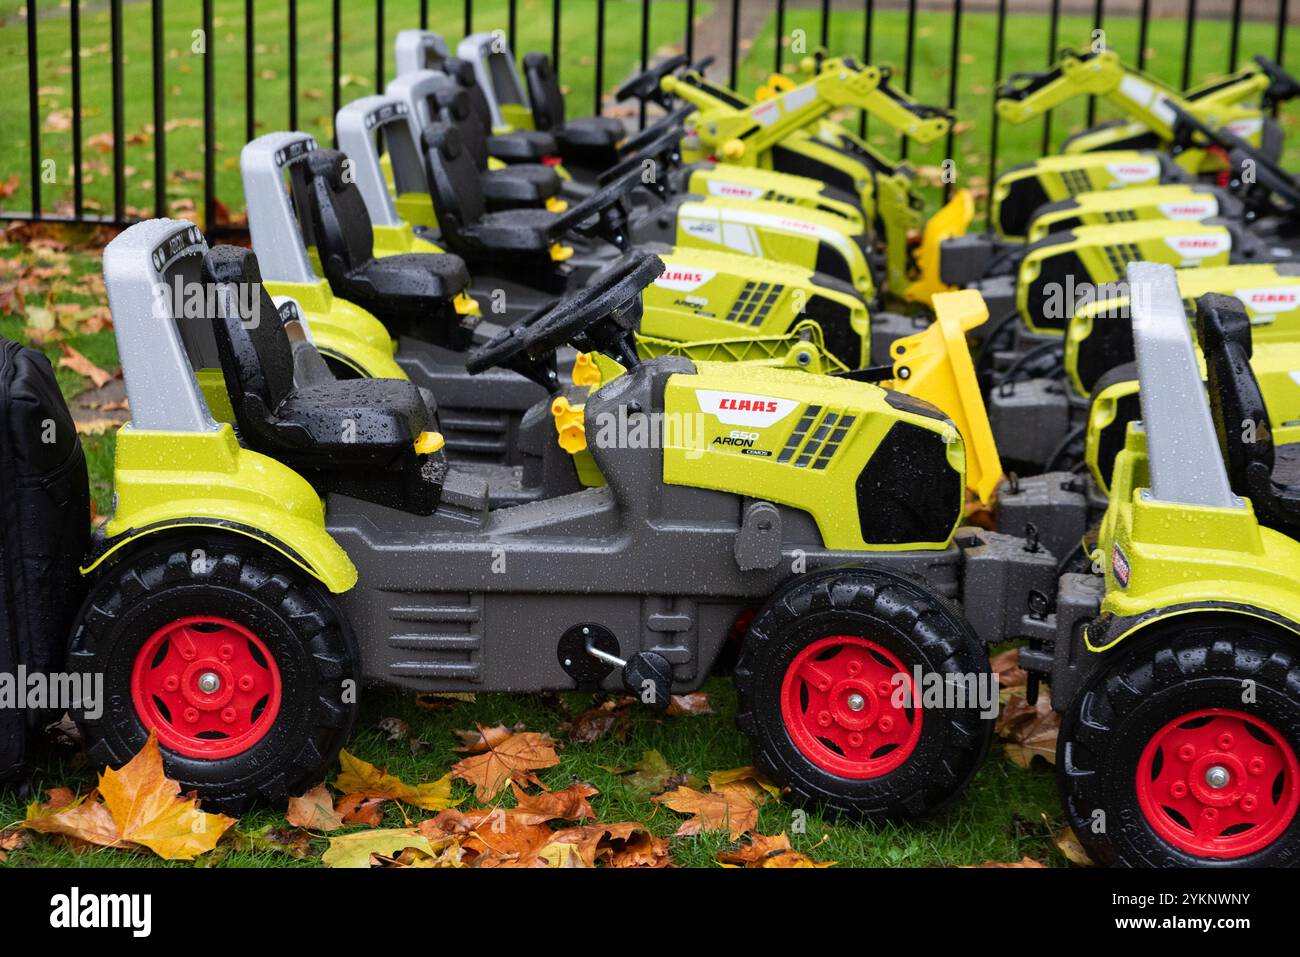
[4,0,1296,236]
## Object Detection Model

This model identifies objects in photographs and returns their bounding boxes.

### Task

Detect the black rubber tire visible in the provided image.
[68,535,359,815]
[734,566,994,818]
[1058,616,1300,867]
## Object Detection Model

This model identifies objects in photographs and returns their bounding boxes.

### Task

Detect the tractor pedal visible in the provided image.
[622,652,674,712]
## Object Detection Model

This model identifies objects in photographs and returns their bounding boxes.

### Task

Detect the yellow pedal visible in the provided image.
[550,396,587,454]
[453,291,480,316]
[545,196,569,213]
[571,352,603,388]
[549,243,575,262]
[414,431,445,455]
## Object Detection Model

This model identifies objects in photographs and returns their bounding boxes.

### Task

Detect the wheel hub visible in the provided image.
[1136,708,1299,859]
[780,635,922,780]
[130,615,282,759]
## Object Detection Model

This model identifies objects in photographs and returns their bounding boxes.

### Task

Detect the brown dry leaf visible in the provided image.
[414,691,474,710]
[228,824,315,859]
[97,732,236,860]
[707,766,781,805]
[286,784,344,832]
[655,785,758,840]
[333,750,458,811]
[964,856,1047,868]
[509,781,597,824]
[0,829,28,863]
[717,832,834,868]
[1053,825,1094,866]
[0,176,19,200]
[74,418,120,436]
[376,716,411,743]
[452,722,522,753]
[990,648,1027,688]
[24,788,122,849]
[607,829,671,868]
[57,344,113,388]
[542,821,665,868]
[335,794,388,828]
[450,726,560,801]
[564,698,633,743]
[418,808,553,867]
[665,692,713,716]
[997,688,1059,767]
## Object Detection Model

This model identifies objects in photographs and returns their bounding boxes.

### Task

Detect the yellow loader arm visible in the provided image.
[665,58,951,163]
[996,47,1269,138]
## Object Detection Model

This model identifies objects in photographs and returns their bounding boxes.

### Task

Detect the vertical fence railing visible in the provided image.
[2,0,1291,229]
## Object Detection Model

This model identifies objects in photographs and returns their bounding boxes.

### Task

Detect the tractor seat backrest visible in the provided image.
[434,87,491,169]
[1195,291,1274,488]
[447,58,497,133]
[421,124,488,241]
[298,149,377,280]
[203,245,298,424]
[522,53,566,132]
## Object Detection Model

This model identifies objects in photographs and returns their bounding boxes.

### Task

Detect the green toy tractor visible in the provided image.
[1021,261,1300,866]
[69,218,1053,818]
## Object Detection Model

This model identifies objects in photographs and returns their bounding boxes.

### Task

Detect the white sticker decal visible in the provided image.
[706,179,766,200]
[654,267,718,292]
[1226,118,1263,140]
[1105,159,1161,185]
[1118,75,1156,107]
[1163,233,1232,258]
[696,390,799,428]
[681,217,720,241]
[1156,198,1218,219]
[1234,286,1300,316]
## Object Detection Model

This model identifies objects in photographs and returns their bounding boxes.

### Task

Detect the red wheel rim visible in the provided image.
[1136,708,1299,859]
[779,635,922,779]
[130,615,282,759]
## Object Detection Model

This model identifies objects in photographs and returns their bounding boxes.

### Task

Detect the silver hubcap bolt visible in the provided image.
[197,671,221,695]
[1205,765,1231,790]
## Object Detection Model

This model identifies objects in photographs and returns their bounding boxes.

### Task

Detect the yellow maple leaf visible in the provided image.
[96,733,235,860]
[334,750,459,811]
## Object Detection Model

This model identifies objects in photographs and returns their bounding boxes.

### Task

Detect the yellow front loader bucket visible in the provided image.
[904,189,975,306]
[888,287,1003,504]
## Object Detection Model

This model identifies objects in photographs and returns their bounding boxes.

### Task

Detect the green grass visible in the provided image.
[0,678,1066,868]
[0,0,705,222]
[734,7,1300,218]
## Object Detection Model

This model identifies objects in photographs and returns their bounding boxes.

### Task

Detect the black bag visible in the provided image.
[0,336,91,784]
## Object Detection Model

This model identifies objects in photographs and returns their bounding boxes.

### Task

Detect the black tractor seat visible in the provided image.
[445,58,561,166]
[423,123,619,268]
[203,245,445,515]
[1196,291,1300,540]
[293,148,478,350]
[431,85,563,211]
[522,52,626,175]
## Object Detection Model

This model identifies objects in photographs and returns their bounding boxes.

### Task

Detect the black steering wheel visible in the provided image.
[600,125,684,198]
[1169,102,1300,221]
[617,103,696,159]
[465,252,666,391]
[616,53,691,108]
